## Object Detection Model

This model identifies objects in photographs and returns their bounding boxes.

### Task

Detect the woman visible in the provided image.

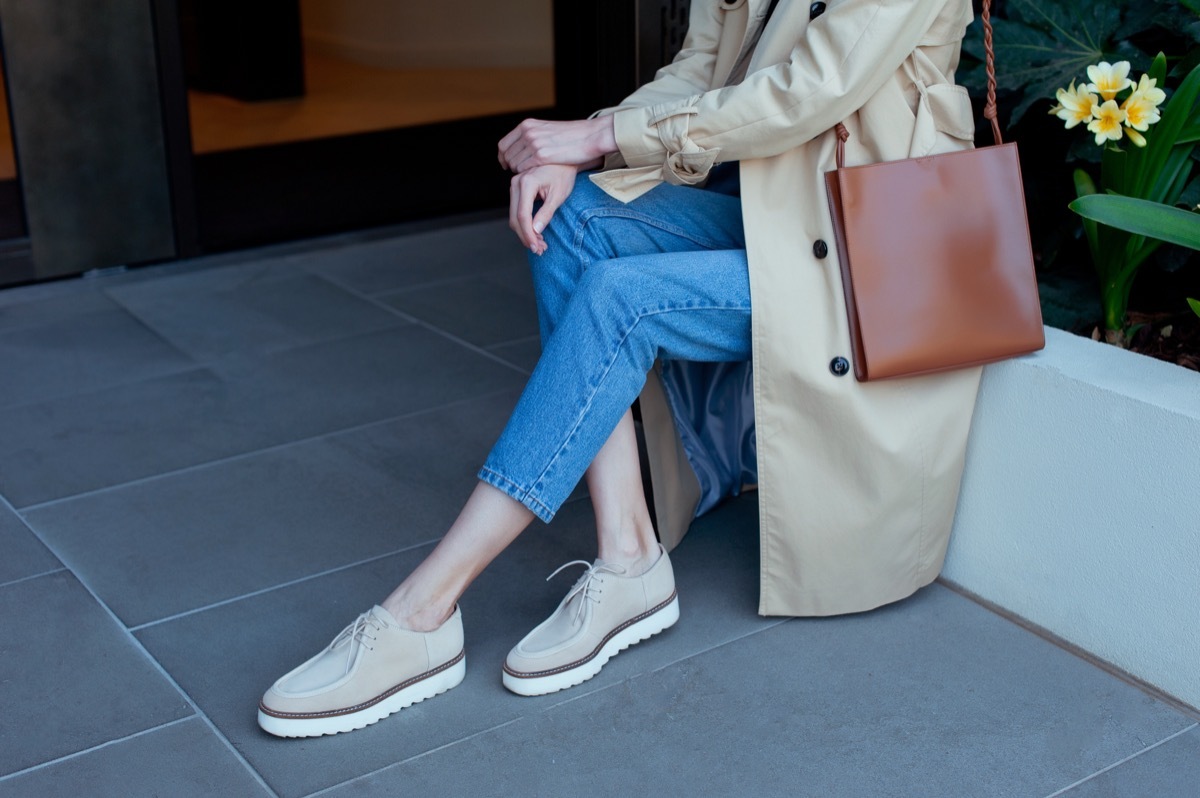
[258,0,982,738]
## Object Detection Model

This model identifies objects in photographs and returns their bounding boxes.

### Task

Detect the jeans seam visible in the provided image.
[573,207,738,261]
[523,303,752,510]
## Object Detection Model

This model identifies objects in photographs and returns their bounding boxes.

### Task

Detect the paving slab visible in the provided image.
[107,262,403,361]
[134,495,769,798]
[379,269,538,348]
[0,290,113,332]
[0,326,524,507]
[0,503,59,585]
[0,718,270,797]
[0,572,192,777]
[318,583,1193,798]
[25,390,521,627]
[1,217,1192,798]
[1062,724,1200,797]
[302,219,528,297]
[0,293,193,409]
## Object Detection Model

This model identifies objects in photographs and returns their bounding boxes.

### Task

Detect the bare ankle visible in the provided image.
[380,593,454,633]
[597,528,660,576]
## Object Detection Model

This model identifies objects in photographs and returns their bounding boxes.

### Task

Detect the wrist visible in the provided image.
[576,156,604,173]
[591,116,618,161]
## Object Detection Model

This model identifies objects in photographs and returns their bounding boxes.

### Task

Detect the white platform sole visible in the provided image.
[258,653,466,738]
[502,595,679,697]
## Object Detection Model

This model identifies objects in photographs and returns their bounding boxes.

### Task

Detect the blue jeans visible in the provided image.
[477,173,752,522]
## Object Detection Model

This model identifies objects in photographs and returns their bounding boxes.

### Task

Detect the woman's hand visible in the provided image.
[509,163,578,255]
[498,117,617,174]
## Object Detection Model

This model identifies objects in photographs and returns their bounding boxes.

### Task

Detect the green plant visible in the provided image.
[1054,53,1200,346]
[1069,194,1200,321]
[1069,194,1200,247]
[959,0,1200,128]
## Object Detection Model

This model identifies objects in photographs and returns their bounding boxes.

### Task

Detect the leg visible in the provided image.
[376,408,658,632]
[259,185,750,734]
[368,248,753,699]
[493,248,753,694]
[380,482,533,631]
[530,172,745,341]
[379,177,747,628]
[586,409,658,571]
[481,247,753,522]
[526,174,745,572]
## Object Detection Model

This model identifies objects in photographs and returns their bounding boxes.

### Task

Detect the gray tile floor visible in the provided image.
[0,215,1196,797]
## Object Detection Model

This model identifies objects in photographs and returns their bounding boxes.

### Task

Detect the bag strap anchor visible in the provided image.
[834,0,1001,169]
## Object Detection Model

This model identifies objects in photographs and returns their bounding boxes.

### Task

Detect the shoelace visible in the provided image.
[330,610,386,673]
[546,559,628,624]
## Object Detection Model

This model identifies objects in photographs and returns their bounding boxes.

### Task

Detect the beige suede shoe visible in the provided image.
[502,546,678,696]
[258,605,465,737]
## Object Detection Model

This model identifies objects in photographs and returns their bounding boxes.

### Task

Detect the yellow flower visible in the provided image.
[1120,74,1166,147]
[1088,100,1127,145]
[1122,92,1161,130]
[1128,73,1166,111]
[1086,61,1134,101]
[1053,81,1099,129]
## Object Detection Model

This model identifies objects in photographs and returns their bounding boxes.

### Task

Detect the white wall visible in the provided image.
[943,327,1200,709]
[300,0,554,68]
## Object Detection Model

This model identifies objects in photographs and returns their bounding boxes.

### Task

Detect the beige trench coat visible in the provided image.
[590,0,984,617]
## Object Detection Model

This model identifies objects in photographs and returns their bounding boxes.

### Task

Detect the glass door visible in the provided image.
[0,49,30,285]
[177,0,558,252]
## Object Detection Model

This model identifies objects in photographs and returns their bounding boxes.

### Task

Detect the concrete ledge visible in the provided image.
[943,327,1200,709]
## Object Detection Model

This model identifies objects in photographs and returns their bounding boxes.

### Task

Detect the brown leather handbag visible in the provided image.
[823,0,1043,381]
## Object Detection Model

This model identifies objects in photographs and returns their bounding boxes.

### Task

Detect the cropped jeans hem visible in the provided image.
[477,466,556,523]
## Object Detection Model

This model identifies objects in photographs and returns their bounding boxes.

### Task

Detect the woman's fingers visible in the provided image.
[507,178,523,242]
[497,120,530,164]
[497,119,539,171]
[514,173,541,250]
[508,170,545,251]
[508,165,576,254]
[531,185,564,239]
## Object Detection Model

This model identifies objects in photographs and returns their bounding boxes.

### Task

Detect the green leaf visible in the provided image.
[1102,145,1129,197]
[1118,238,1163,284]
[1176,122,1200,144]
[1188,297,1200,317]
[1162,153,1195,206]
[1177,173,1200,208]
[1074,168,1099,196]
[1069,194,1200,250]
[1148,52,1168,88]
[1073,168,1101,269]
[1135,61,1200,198]
[1145,145,1197,204]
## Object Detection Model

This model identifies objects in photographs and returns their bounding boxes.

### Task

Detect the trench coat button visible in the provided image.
[813,239,829,259]
[809,2,827,19]
[830,356,850,376]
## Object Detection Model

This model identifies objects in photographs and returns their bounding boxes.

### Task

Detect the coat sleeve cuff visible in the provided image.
[589,166,665,203]
[612,106,667,168]
[607,100,723,199]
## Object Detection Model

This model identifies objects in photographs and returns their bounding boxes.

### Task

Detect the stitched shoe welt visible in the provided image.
[258,605,465,738]
[503,546,678,696]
